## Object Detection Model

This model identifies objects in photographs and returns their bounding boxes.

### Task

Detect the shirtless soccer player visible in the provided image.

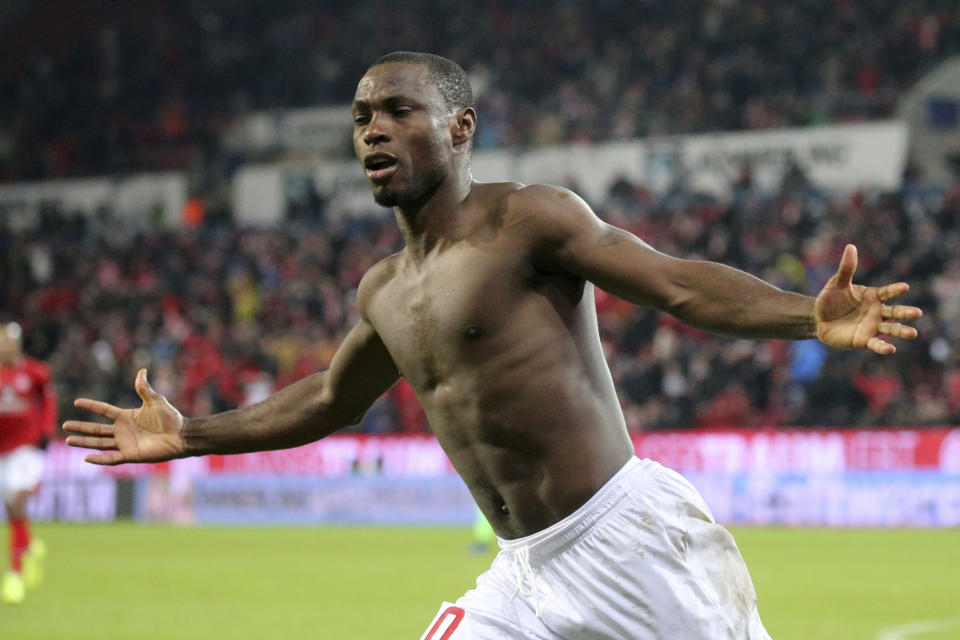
[65,52,922,639]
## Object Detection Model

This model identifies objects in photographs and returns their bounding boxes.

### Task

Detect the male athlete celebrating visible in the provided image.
[1,322,55,605]
[66,52,921,638]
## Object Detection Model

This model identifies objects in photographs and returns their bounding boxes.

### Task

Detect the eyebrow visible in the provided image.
[351,94,420,111]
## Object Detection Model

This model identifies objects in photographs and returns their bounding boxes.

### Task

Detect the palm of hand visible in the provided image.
[121,399,184,462]
[815,283,879,349]
[64,369,186,466]
[812,245,920,355]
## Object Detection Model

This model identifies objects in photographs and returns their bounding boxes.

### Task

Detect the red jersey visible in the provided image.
[0,356,57,453]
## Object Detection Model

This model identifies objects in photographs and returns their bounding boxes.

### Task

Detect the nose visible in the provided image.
[363,113,389,146]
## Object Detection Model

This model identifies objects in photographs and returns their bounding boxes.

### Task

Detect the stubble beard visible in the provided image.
[373,187,400,208]
[371,171,409,208]
[371,167,444,210]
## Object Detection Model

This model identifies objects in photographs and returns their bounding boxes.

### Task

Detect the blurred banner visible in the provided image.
[649,120,907,195]
[161,475,476,526]
[898,56,960,185]
[0,172,187,228]
[233,120,908,224]
[30,428,960,526]
[22,476,122,522]
[0,123,906,228]
[224,105,352,157]
[686,471,959,527]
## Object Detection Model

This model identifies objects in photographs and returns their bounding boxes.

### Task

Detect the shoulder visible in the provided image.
[467,181,592,227]
[503,183,584,209]
[504,183,595,224]
[356,252,402,319]
[497,183,602,246]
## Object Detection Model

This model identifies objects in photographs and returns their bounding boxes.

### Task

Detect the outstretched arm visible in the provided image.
[64,318,400,465]
[515,185,921,350]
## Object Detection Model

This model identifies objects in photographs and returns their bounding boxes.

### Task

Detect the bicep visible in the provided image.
[528,188,686,310]
[322,320,400,425]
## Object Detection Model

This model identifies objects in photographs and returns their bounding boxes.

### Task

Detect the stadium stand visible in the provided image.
[1,0,959,180]
[2,174,957,433]
[1,0,958,433]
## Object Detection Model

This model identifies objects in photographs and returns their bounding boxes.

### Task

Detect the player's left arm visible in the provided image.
[515,184,921,353]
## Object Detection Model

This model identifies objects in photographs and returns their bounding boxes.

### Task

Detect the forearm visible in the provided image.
[182,372,343,457]
[667,260,817,340]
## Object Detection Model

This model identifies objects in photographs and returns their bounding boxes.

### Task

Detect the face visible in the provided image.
[0,323,22,365]
[352,63,455,208]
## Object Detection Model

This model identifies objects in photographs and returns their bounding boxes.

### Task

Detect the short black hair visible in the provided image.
[371,51,474,112]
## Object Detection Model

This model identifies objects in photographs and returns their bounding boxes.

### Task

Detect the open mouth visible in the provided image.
[363,153,399,181]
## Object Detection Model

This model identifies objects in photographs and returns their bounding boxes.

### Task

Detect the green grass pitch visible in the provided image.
[2,524,958,639]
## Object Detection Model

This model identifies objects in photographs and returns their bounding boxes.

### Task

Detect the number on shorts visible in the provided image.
[422,605,465,640]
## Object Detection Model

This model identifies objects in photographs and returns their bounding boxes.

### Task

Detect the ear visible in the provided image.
[451,107,477,148]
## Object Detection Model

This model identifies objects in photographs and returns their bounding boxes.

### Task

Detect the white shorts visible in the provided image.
[421,457,770,640]
[0,445,45,504]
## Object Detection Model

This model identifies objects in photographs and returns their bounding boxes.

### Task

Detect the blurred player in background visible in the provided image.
[65,53,922,638]
[0,321,55,605]
[469,507,495,556]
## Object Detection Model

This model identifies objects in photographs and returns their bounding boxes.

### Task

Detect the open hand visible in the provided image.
[64,369,186,465]
[815,244,922,354]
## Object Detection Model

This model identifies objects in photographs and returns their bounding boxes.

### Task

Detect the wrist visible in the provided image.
[803,297,819,340]
[179,415,199,458]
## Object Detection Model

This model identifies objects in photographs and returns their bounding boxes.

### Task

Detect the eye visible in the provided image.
[353,115,369,126]
[392,106,412,117]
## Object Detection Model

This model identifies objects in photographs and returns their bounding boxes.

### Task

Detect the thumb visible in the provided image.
[833,244,858,289]
[135,368,163,404]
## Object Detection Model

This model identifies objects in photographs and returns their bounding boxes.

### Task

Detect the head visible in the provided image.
[352,51,476,208]
[0,322,23,365]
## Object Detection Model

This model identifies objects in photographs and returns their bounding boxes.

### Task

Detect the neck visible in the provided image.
[395,165,473,261]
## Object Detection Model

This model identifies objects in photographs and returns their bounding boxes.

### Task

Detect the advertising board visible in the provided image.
[35,429,960,526]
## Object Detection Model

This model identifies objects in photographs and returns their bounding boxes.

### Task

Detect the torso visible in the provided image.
[0,357,49,453]
[364,183,634,538]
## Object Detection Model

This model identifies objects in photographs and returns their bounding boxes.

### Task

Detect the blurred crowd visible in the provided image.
[1,0,959,181]
[2,0,958,434]
[3,171,959,434]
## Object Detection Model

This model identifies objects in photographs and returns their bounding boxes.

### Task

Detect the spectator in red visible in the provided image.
[696,382,762,430]
[389,380,429,433]
[854,360,903,419]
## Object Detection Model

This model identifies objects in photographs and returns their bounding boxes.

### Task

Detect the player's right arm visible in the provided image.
[64,274,400,466]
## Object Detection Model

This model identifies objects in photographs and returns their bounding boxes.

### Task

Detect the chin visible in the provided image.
[373,189,400,207]
[372,175,433,209]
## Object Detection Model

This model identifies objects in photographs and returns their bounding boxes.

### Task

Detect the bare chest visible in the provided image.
[368,248,527,388]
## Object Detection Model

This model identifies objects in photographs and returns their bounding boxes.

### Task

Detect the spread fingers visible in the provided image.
[881,304,922,320]
[878,322,918,340]
[74,398,123,420]
[83,452,127,466]
[63,420,115,437]
[866,336,896,355]
[877,282,910,302]
[65,435,117,450]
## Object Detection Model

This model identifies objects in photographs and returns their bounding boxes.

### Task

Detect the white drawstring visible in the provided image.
[508,545,542,618]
